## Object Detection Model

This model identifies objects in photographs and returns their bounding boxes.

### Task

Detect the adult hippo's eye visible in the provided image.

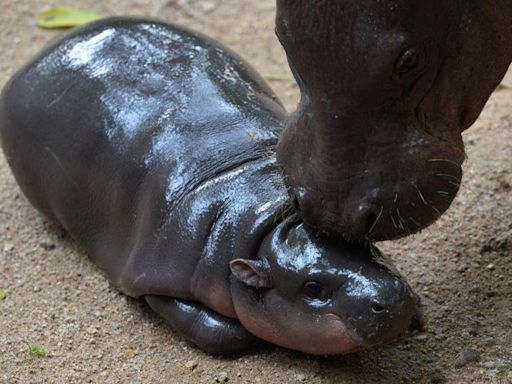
[394,47,423,77]
[303,281,331,302]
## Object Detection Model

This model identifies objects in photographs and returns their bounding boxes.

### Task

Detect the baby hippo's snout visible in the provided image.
[337,269,422,347]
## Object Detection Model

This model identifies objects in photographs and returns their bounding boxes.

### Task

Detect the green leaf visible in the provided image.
[26,342,46,357]
[37,7,103,29]
[262,74,294,82]
[0,289,6,300]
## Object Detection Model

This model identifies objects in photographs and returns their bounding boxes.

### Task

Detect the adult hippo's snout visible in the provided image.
[275,0,512,241]
[284,118,465,241]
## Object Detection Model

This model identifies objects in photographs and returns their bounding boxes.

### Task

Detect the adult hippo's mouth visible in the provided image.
[274,0,511,241]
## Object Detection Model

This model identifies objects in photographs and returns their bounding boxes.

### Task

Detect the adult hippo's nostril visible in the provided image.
[349,205,381,238]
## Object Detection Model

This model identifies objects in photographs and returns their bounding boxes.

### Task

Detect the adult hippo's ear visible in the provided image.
[229,259,272,289]
[418,4,512,133]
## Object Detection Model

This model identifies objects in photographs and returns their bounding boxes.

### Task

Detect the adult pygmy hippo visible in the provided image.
[0,18,420,355]
[276,0,512,241]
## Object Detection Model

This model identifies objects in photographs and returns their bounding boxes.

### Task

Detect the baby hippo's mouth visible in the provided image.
[326,308,425,354]
[325,313,365,353]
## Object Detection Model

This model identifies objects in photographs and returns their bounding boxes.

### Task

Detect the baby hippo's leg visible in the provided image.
[145,295,263,355]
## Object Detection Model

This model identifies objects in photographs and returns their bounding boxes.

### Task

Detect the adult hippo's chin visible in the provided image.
[274,0,512,241]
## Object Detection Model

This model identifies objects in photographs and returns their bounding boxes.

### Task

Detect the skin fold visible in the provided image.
[275,0,512,241]
[0,18,421,355]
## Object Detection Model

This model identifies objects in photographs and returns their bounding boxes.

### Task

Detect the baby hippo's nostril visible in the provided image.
[371,302,386,314]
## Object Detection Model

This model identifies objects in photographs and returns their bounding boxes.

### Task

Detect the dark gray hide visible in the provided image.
[0,18,419,355]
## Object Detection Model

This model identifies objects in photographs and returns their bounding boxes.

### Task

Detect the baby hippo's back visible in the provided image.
[0,18,286,285]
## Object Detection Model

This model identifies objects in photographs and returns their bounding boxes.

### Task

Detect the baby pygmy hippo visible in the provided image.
[147,219,420,354]
[0,18,420,354]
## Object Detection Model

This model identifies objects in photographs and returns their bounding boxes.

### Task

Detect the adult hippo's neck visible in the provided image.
[274,0,512,241]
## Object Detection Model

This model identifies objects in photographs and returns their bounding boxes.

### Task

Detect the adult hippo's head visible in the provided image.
[275,0,512,241]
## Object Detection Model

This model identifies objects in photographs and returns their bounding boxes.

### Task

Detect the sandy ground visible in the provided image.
[0,1,511,383]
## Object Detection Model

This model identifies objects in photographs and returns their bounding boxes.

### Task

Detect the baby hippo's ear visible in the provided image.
[229,259,272,289]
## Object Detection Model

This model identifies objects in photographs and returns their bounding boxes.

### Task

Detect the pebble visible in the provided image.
[200,1,216,13]
[481,360,508,370]
[482,361,497,369]
[415,334,428,342]
[39,238,56,250]
[184,360,198,370]
[296,373,306,382]
[486,263,495,270]
[454,349,481,368]
[483,369,499,380]
[217,371,229,382]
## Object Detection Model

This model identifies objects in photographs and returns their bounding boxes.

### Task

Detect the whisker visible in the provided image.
[436,194,452,203]
[390,214,398,229]
[414,183,429,205]
[437,191,450,195]
[396,207,405,223]
[436,173,460,182]
[431,204,442,216]
[274,201,295,224]
[281,206,290,222]
[448,181,461,188]
[428,158,461,167]
[409,217,422,228]
[397,214,406,230]
[368,205,384,234]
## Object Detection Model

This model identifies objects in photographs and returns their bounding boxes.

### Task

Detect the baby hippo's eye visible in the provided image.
[303,281,331,301]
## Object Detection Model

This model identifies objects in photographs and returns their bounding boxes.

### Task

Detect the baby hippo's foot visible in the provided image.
[145,295,264,355]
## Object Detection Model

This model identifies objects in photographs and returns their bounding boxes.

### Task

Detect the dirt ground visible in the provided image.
[0,1,511,383]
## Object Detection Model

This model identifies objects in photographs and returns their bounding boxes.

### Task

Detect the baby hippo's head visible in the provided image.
[229,219,421,355]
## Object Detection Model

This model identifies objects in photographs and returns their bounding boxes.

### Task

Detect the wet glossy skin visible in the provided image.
[231,219,419,355]
[0,18,420,355]
[276,0,512,241]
